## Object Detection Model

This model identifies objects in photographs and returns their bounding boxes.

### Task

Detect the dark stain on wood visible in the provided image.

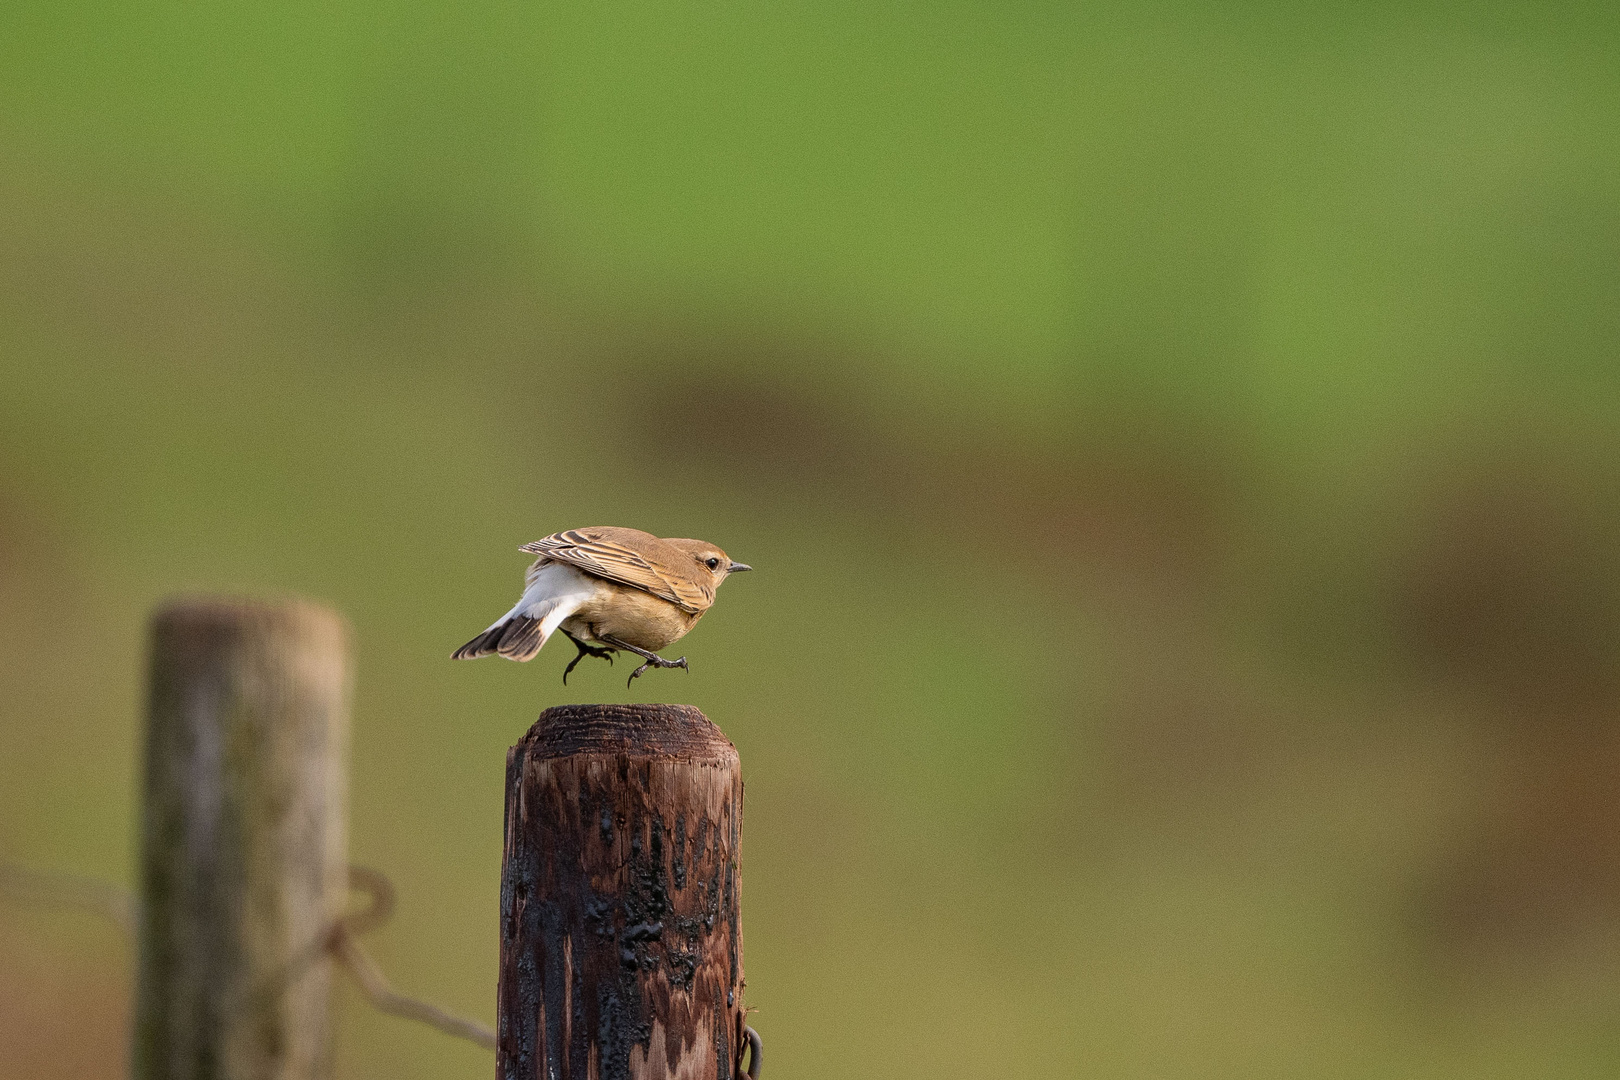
[498,704,746,1080]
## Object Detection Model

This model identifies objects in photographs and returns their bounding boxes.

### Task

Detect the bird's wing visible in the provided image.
[520,528,711,613]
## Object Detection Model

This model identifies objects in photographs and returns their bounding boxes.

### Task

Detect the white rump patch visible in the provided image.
[487,561,604,651]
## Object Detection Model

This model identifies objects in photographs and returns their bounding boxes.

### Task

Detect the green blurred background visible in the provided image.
[5,1,1620,1076]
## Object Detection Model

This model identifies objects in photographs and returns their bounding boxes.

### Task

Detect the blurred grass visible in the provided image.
[4,1,1620,1077]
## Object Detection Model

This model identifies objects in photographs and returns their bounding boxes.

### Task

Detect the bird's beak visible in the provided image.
[727,561,753,573]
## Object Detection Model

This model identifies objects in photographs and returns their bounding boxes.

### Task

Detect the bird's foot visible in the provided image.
[600,636,691,687]
[561,632,616,685]
[626,654,688,686]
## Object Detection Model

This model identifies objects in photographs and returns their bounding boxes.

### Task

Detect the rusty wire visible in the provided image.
[328,866,496,1049]
[2,860,766,1074]
[742,1024,763,1078]
[0,860,495,1052]
[0,860,138,934]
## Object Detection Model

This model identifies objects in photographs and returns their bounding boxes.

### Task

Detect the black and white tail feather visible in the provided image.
[451,559,602,662]
[450,614,546,661]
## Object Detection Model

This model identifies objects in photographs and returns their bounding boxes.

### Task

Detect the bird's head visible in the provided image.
[669,538,753,588]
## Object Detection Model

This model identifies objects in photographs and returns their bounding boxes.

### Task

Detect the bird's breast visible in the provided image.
[567,585,701,652]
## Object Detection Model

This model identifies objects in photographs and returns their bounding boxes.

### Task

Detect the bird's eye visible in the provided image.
[706,557,720,570]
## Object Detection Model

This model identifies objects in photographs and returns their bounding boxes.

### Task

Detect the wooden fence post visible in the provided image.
[133,598,351,1080]
[499,704,749,1080]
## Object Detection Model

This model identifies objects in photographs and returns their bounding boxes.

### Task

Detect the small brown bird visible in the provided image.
[452,527,752,685]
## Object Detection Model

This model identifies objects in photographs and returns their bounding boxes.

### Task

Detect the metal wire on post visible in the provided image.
[329,867,496,1050]
[0,860,138,934]
[741,1025,763,1079]
[0,860,498,1054]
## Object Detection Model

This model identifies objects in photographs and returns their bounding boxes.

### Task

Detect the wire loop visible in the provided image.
[741,1025,763,1078]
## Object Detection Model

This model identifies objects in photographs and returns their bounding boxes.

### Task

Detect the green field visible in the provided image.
[4,2,1620,1077]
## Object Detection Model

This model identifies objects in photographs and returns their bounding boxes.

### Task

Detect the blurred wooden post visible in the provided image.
[499,704,748,1080]
[134,599,351,1080]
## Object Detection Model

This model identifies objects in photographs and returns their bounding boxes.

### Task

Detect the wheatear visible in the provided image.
[452,527,752,685]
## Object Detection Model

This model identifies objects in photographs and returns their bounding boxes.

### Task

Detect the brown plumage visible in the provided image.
[452,526,752,685]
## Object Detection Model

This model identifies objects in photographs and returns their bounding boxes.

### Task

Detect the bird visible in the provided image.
[452,527,752,685]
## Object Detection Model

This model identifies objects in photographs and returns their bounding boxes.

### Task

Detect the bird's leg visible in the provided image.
[560,629,616,685]
[598,635,690,687]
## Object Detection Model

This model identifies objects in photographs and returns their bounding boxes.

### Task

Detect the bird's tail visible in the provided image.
[451,615,546,661]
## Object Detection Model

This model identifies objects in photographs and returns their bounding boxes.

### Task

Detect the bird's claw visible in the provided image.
[624,652,690,687]
[562,636,617,685]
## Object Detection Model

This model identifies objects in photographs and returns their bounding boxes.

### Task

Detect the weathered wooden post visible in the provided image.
[134,598,351,1080]
[499,704,750,1080]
